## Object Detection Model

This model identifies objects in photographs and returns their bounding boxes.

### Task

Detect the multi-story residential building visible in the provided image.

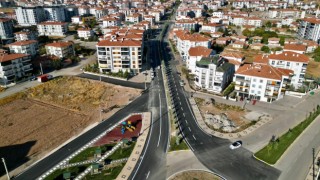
[71,16,82,24]
[14,30,37,41]
[7,40,38,56]
[102,17,121,27]
[45,41,75,58]
[188,46,214,74]
[0,18,13,39]
[234,63,293,102]
[174,30,211,60]
[64,6,79,22]
[44,6,66,22]
[283,44,306,54]
[194,56,235,93]
[96,39,143,73]
[268,52,309,87]
[269,9,304,19]
[125,13,142,23]
[37,21,68,37]
[15,6,46,26]
[77,28,94,40]
[0,53,32,85]
[78,6,90,16]
[297,18,320,43]
[175,19,197,31]
[200,23,225,33]
[90,7,107,19]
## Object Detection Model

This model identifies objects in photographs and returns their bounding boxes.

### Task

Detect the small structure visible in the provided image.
[94,148,102,158]
[63,172,71,180]
[91,163,100,174]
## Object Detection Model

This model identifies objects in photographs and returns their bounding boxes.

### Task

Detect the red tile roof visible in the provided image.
[45,41,73,48]
[0,53,29,63]
[7,40,38,46]
[188,46,212,57]
[268,51,309,63]
[97,39,142,46]
[283,44,306,52]
[236,64,293,80]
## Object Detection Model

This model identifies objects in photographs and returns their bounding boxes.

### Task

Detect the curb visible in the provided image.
[252,154,274,167]
[166,169,227,180]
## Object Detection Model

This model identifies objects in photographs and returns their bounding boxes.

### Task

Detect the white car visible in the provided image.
[229,141,242,150]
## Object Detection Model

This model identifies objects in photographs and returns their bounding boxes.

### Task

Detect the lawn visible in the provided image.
[45,165,88,180]
[169,136,189,151]
[255,107,320,164]
[306,61,320,78]
[85,163,125,180]
[69,144,115,163]
[107,142,136,161]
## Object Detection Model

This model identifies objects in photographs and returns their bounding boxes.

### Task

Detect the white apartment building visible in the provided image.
[200,23,225,33]
[174,30,211,60]
[45,41,75,58]
[0,53,32,85]
[0,18,13,39]
[37,21,68,37]
[175,19,197,31]
[268,52,309,87]
[194,56,235,93]
[90,7,107,19]
[71,16,82,24]
[15,6,45,26]
[298,18,320,43]
[268,9,304,19]
[188,46,214,74]
[44,6,66,22]
[125,13,142,23]
[102,17,121,27]
[78,6,90,16]
[7,40,38,56]
[234,64,293,102]
[14,30,37,41]
[77,28,94,40]
[96,39,143,73]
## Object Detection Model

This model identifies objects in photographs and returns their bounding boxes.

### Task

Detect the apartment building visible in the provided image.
[283,44,306,54]
[268,52,309,87]
[0,18,13,39]
[194,56,235,93]
[14,30,37,41]
[297,18,320,43]
[77,28,94,40]
[188,46,214,74]
[174,30,211,60]
[15,6,45,26]
[37,21,68,36]
[7,40,38,56]
[200,23,225,33]
[125,13,142,23]
[102,17,121,27]
[175,19,197,31]
[96,39,143,73]
[0,53,32,85]
[234,63,293,102]
[45,41,75,58]
[44,6,66,22]
[90,7,107,19]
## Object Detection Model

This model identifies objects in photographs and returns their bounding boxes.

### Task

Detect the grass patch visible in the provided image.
[45,165,88,180]
[85,163,125,180]
[255,107,320,164]
[107,142,135,161]
[169,136,189,151]
[69,144,115,163]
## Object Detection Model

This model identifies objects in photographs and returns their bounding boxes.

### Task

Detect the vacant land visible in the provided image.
[306,61,320,78]
[0,76,141,175]
[169,170,222,180]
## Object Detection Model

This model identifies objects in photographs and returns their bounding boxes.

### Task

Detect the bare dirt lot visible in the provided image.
[0,76,141,176]
[169,170,222,180]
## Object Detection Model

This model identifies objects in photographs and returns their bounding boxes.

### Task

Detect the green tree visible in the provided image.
[242,28,251,37]
[39,46,46,55]
[279,37,285,46]
[51,59,62,70]
[261,46,270,53]
[265,21,272,28]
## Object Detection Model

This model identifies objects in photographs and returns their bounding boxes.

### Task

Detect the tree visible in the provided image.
[74,34,79,39]
[190,28,195,34]
[279,37,285,46]
[39,47,46,55]
[208,9,213,14]
[265,21,272,28]
[218,28,224,33]
[261,46,270,53]
[51,59,62,70]
[242,28,251,37]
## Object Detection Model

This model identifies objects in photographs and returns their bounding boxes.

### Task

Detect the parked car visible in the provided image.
[37,74,53,83]
[229,141,242,150]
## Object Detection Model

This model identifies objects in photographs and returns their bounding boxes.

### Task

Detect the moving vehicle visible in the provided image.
[229,141,242,150]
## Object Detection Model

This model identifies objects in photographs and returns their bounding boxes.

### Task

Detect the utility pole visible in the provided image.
[2,158,10,180]
[40,62,44,75]
[313,148,315,180]
[99,72,102,121]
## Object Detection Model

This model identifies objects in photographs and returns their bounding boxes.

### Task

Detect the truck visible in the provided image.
[37,74,53,82]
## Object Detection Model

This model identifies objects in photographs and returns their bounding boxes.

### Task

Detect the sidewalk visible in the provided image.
[305,150,320,180]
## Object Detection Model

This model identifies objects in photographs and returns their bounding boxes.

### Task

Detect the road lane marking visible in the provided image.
[193,135,196,140]
[188,127,191,132]
[146,171,150,179]
[185,120,188,124]
[183,113,185,117]
[157,94,162,147]
[180,102,181,105]
[181,107,183,111]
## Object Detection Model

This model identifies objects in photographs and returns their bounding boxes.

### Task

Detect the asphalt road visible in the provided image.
[13,93,149,180]
[160,31,281,179]
[130,39,170,179]
[78,73,147,90]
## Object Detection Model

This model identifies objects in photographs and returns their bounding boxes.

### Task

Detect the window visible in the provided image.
[253,78,256,82]
[287,62,290,66]
[296,63,299,65]
[251,90,255,93]
[260,79,263,83]
[257,91,261,94]
[258,85,262,89]
[252,84,256,88]
[271,61,275,65]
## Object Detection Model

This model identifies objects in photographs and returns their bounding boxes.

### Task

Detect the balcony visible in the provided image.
[235,78,250,83]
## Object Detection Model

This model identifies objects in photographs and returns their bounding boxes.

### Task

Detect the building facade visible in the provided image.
[15,6,46,26]
[44,6,66,22]
[7,40,38,56]
[0,18,14,39]
[45,41,75,58]
[37,21,68,36]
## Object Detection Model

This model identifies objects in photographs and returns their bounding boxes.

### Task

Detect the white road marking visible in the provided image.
[193,135,196,140]
[157,94,162,147]
[183,113,185,117]
[188,127,191,132]
[180,102,182,105]
[146,171,150,179]
[181,107,183,111]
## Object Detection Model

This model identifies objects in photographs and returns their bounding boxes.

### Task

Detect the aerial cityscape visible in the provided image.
[0,0,320,179]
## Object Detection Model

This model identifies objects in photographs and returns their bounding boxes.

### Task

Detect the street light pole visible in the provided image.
[2,158,10,180]
[313,148,315,180]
